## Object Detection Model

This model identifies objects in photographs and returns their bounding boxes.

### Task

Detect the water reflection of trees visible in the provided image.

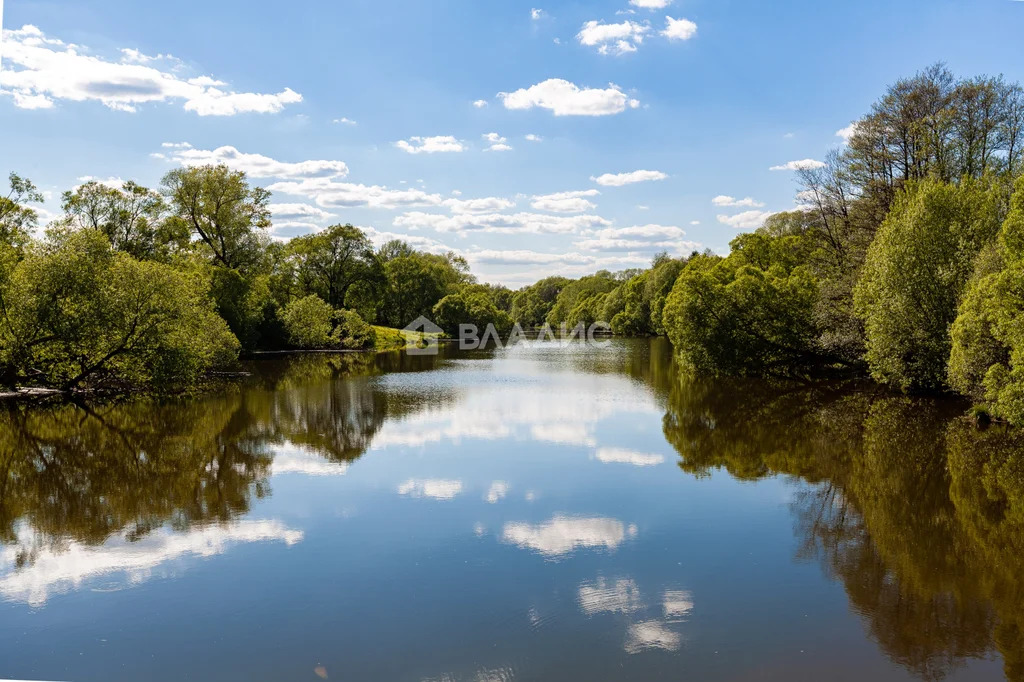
[0,352,449,566]
[661,372,1024,681]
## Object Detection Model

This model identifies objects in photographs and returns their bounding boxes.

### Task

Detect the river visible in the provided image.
[0,338,1020,681]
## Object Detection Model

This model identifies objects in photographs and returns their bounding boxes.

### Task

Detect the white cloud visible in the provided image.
[711,195,765,208]
[473,99,488,108]
[594,447,665,466]
[500,78,639,116]
[467,249,595,266]
[0,25,303,115]
[769,158,825,171]
[531,189,600,213]
[716,210,774,229]
[271,445,349,477]
[333,117,357,125]
[483,132,512,152]
[485,481,510,503]
[531,8,544,20]
[502,516,637,557]
[524,133,543,142]
[577,20,650,56]
[836,123,858,142]
[161,141,192,149]
[269,177,445,210]
[442,196,516,213]
[690,220,700,225]
[119,47,179,65]
[662,16,698,41]
[591,169,667,186]
[268,203,336,220]
[574,224,697,252]
[397,478,463,500]
[395,135,465,154]
[76,175,126,190]
[394,211,610,235]
[578,577,644,614]
[167,145,349,179]
[630,0,672,7]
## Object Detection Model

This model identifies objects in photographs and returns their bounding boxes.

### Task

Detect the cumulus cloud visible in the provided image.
[525,133,543,142]
[500,78,639,116]
[531,8,544,20]
[717,210,774,229]
[268,203,336,220]
[662,16,698,40]
[531,189,600,213]
[836,123,858,142]
[333,117,357,125]
[269,177,445,210]
[574,224,697,252]
[0,25,302,115]
[711,195,764,208]
[442,196,516,213]
[473,99,488,108]
[630,0,672,7]
[769,158,825,171]
[394,211,610,235]
[167,145,349,179]
[466,249,595,266]
[577,20,650,55]
[395,135,465,154]
[591,169,667,186]
[483,132,512,152]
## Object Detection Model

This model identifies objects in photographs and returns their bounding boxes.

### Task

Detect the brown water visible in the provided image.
[0,338,1021,681]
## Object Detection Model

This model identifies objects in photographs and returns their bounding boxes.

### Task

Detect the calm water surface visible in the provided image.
[1,339,1021,681]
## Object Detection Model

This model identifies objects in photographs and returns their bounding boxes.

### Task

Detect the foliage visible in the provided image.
[545,272,618,327]
[949,178,1024,422]
[854,178,1003,391]
[377,248,472,328]
[60,180,178,260]
[286,223,382,309]
[432,287,513,336]
[280,295,374,350]
[662,241,822,376]
[161,164,272,271]
[0,173,43,248]
[0,229,238,391]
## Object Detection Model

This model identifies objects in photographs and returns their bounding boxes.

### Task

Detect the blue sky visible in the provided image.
[3,0,1024,286]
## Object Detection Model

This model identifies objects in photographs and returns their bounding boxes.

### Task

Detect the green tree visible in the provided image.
[854,178,1003,391]
[0,173,43,247]
[0,229,238,391]
[287,224,382,309]
[948,178,1024,422]
[161,164,271,271]
[60,180,176,259]
[662,231,822,376]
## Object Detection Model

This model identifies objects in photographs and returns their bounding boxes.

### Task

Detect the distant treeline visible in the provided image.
[4,64,1024,423]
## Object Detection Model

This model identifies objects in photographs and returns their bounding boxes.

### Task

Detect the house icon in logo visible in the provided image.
[401,315,444,355]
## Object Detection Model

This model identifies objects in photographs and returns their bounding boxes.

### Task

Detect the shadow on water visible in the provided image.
[658,362,1024,682]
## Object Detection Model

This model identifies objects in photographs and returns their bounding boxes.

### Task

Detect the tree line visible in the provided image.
[4,64,1024,423]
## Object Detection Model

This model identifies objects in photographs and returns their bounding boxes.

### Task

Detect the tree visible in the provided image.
[378,249,471,328]
[287,224,382,309]
[161,164,271,271]
[0,228,238,391]
[854,178,1003,391]
[432,289,512,336]
[662,233,823,376]
[0,173,44,247]
[61,180,174,259]
[948,178,1024,422]
[280,295,374,350]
